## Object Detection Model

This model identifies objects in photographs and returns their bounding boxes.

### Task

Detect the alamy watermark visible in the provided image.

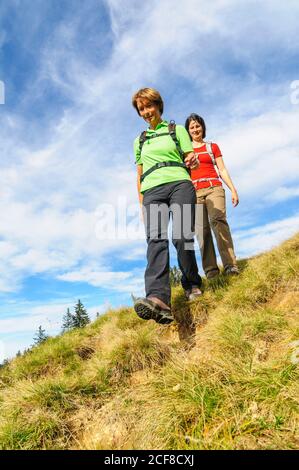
[290,80,299,105]
[94,197,204,249]
[0,80,5,104]
[94,198,144,241]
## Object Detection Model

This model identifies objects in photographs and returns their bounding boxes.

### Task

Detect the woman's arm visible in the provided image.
[184,151,199,169]
[137,164,143,206]
[216,157,239,207]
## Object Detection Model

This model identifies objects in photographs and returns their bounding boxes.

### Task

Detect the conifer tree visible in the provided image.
[62,307,74,332]
[0,358,9,369]
[33,325,49,345]
[72,300,90,328]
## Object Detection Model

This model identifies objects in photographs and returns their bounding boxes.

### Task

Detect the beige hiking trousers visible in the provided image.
[195,186,237,275]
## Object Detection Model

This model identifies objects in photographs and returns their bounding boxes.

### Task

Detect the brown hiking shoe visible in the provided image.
[131,295,174,324]
[206,270,219,280]
[225,266,240,275]
[185,287,203,301]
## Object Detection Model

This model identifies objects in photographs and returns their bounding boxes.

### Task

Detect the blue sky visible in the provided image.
[0,0,299,359]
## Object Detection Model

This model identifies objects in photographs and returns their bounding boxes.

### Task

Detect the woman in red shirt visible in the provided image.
[185,113,239,278]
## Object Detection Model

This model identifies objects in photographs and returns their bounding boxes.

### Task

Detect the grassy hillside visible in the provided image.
[0,234,298,450]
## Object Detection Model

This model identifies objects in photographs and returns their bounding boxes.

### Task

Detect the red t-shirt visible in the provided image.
[191,142,222,190]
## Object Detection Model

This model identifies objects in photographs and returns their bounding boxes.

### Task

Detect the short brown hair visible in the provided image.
[132,87,164,115]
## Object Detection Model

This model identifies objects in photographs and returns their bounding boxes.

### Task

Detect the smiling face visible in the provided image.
[136,98,161,127]
[188,119,203,142]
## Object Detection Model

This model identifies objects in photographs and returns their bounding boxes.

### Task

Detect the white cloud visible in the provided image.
[235,214,299,257]
[58,269,132,286]
[217,108,299,197]
[0,299,111,336]
[0,301,70,338]
[58,267,145,294]
[264,186,299,203]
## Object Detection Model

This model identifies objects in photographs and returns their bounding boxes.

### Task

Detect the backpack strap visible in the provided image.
[140,161,187,183]
[195,141,219,175]
[139,130,148,154]
[139,130,171,153]
[168,120,185,161]
[139,121,185,161]
[193,142,221,187]
[205,141,216,166]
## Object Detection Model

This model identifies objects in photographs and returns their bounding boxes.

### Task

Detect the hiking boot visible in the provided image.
[185,287,203,301]
[155,308,175,325]
[225,265,240,276]
[131,295,174,324]
[206,270,219,280]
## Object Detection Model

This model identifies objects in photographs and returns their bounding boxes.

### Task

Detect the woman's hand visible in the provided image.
[216,159,239,206]
[231,189,239,207]
[184,152,199,169]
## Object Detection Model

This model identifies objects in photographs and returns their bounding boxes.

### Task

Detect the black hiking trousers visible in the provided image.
[142,180,202,307]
